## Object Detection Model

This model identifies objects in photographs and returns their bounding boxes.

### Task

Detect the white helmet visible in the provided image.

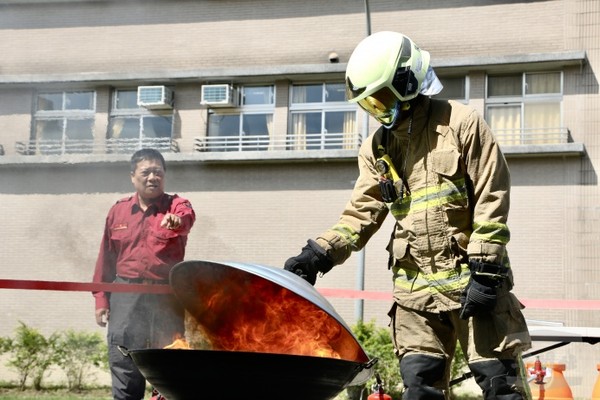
[345,31,432,127]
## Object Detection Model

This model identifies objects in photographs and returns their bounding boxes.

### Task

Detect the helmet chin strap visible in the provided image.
[382,100,413,129]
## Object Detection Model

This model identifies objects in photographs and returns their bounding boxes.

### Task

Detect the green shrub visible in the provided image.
[54,330,108,391]
[450,340,469,397]
[0,323,108,391]
[0,321,58,391]
[348,320,402,399]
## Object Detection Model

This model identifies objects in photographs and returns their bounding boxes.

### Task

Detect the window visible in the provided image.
[433,76,468,103]
[486,72,565,145]
[33,91,95,154]
[289,82,358,150]
[206,85,274,152]
[108,89,173,153]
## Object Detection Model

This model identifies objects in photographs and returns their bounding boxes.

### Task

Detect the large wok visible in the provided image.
[124,260,376,400]
[124,348,371,399]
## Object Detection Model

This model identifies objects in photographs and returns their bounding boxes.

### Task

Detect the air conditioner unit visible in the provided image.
[137,86,173,109]
[201,84,237,107]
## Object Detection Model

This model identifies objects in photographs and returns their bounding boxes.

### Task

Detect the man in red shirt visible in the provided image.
[93,148,196,400]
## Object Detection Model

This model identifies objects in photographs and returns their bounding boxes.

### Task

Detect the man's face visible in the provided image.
[131,159,165,201]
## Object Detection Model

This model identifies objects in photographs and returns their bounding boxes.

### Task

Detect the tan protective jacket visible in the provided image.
[316,96,512,313]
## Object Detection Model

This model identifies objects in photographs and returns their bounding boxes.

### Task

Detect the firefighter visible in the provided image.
[285,31,532,400]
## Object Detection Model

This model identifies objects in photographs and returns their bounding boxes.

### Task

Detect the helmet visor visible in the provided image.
[355,86,399,125]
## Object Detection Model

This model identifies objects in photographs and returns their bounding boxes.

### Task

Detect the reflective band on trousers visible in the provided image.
[393,263,471,293]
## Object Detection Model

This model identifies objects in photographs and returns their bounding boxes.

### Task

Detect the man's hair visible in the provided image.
[130,148,166,173]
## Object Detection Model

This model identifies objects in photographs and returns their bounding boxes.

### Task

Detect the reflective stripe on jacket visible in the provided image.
[316,96,512,313]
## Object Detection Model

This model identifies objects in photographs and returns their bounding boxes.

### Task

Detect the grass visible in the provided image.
[0,388,480,400]
[0,384,168,399]
[0,387,112,399]
[0,388,112,400]
[0,387,511,400]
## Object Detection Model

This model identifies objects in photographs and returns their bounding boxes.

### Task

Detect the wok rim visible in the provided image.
[126,347,375,399]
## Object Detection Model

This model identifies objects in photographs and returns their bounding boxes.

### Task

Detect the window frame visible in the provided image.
[485,71,565,145]
[206,85,276,152]
[33,90,96,155]
[433,75,470,103]
[289,82,359,150]
[108,88,174,153]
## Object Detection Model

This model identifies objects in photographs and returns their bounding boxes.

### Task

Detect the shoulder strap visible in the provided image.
[370,127,389,158]
[379,127,390,157]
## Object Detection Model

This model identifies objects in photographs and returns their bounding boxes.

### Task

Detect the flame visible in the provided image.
[171,269,367,362]
[218,284,342,358]
[163,336,191,350]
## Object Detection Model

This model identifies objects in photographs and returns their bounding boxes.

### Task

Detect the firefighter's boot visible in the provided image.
[400,354,447,400]
[468,359,527,400]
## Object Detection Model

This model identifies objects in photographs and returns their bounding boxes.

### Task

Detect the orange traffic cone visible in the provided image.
[526,361,574,400]
[592,364,600,400]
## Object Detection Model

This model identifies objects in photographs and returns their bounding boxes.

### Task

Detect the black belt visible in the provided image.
[117,276,169,285]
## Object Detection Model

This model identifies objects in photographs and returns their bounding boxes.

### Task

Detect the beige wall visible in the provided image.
[0,1,573,75]
[1,0,600,397]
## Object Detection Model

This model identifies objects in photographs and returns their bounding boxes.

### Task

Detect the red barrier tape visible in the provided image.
[0,279,171,294]
[317,288,391,301]
[0,279,599,310]
[518,298,600,311]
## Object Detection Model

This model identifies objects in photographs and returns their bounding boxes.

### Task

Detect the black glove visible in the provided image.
[459,278,498,320]
[284,239,334,285]
[459,260,507,320]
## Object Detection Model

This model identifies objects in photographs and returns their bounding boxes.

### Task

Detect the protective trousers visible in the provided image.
[389,298,531,400]
[469,359,528,400]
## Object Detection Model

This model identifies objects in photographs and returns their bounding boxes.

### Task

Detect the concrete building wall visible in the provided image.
[0,1,575,75]
[1,0,599,397]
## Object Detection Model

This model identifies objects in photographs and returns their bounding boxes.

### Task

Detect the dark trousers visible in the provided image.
[108,344,146,400]
[107,278,184,400]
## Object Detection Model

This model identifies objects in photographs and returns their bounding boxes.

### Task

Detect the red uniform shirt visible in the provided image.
[93,193,196,310]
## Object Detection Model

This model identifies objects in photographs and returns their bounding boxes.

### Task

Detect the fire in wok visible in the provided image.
[125,260,375,400]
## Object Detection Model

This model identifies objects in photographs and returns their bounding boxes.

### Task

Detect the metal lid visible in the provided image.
[169,260,373,383]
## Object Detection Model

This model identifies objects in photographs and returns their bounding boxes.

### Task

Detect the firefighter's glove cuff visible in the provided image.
[459,279,497,320]
[468,260,509,288]
[284,239,334,285]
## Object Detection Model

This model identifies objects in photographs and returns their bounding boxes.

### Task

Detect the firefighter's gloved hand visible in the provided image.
[459,261,505,320]
[459,278,497,319]
[284,239,333,285]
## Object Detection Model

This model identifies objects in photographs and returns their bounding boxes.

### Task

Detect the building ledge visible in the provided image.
[0,51,586,86]
[0,144,586,167]
[502,142,586,158]
[433,50,587,74]
[0,149,360,167]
